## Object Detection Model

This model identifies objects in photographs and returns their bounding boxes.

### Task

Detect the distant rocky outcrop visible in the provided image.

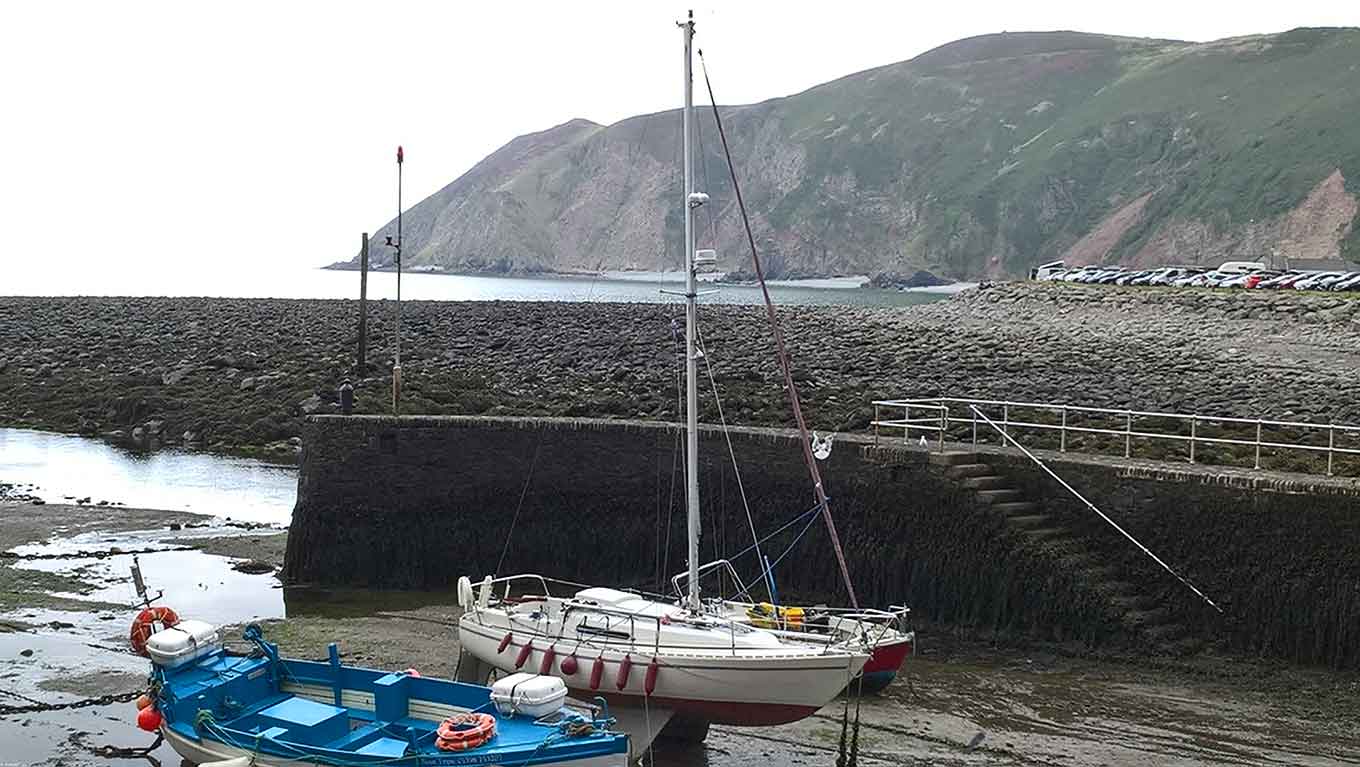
[337,28,1360,280]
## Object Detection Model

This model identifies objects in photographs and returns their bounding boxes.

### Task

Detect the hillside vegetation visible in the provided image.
[345,28,1360,279]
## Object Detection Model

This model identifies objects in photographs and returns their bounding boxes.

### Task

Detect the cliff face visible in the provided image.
[351,28,1360,279]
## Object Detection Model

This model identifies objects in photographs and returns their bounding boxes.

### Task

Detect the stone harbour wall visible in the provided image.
[284,415,1360,667]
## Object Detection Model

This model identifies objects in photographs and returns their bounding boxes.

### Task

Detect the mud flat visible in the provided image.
[1,500,1356,766]
[3,284,1360,457]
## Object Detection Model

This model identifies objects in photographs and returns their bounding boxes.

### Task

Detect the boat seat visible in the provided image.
[256,726,289,742]
[324,721,385,751]
[357,736,409,757]
[257,697,349,746]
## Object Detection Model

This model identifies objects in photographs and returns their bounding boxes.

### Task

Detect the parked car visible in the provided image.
[1093,268,1129,284]
[1257,271,1305,289]
[1329,272,1360,291]
[1293,272,1344,290]
[1218,260,1267,275]
[1318,271,1360,291]
[1242,271,1282,289]
[1114,270,1152,285]
[1061,266,1100,282]
[1148,267,1205,286]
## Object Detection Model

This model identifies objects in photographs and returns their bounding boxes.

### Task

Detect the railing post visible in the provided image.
[1060,407,1068,452]
[1328,424,1335,476]
[1124,410,1132,458]
[1002,404,1010,448]
[1254,419,1262,470]
[1189,416,1197,464]
[972,409,978,446]
[904,403,911,444]
[874,402,880,447]
[938,407,946,453]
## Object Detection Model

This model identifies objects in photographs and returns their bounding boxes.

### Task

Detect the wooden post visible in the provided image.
[357,233,369,373]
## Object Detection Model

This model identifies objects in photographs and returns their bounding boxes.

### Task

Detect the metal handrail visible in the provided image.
[871,396,1360,476]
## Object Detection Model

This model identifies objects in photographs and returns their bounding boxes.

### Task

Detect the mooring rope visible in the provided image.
[698,49,859,607]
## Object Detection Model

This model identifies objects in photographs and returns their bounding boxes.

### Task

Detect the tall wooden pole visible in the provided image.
[357,232,369,373]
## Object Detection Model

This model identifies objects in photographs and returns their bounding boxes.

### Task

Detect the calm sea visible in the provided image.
[3,266,960,307]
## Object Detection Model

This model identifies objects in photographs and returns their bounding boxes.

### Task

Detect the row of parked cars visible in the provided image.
[1030,260,1360,292]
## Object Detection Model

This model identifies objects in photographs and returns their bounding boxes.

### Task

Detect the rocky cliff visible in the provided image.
[342,28,1360,279]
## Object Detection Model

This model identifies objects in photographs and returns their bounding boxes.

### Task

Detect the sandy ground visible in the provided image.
[1,500,1357,766]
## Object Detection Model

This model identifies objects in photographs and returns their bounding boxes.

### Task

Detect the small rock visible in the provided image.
[19,649,33,657]
[232,559,275,575]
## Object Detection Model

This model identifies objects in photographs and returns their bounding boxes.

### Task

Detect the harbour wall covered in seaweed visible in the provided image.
[283,415,1360,667]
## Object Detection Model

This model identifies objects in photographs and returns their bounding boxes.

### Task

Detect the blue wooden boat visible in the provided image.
[143,623,630,767]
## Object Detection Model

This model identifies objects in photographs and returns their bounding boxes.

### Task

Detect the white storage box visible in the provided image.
[490,673,567,718]
[146,620,220,668]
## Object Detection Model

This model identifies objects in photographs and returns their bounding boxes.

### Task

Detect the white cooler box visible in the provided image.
[490,673,567,718]
[146,620,220,668]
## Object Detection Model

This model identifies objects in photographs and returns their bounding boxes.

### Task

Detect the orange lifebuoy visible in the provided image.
[436,712,497,751]
[129,606,180,657]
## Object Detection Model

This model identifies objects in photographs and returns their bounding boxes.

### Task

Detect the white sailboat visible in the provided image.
[456,12,871,737]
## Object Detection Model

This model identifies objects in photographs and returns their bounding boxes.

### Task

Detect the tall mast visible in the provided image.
[681,10,702,614]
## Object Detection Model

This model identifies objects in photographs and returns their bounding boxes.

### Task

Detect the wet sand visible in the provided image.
[1,500,1356,766]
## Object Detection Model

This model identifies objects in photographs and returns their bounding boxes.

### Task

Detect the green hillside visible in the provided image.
[349,28,1360,279]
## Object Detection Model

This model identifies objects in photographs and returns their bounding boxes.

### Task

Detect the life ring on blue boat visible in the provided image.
[129,606,179,657]
[436,712,497,751]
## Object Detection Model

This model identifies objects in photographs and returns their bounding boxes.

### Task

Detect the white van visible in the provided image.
[1030,260,1066,281]
[1218,261,1266,276]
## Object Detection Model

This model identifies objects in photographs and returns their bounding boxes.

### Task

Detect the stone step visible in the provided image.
[975,488,1022,504]
[945,463,995,479]
[929,451,980,467]
[1005,514,1050,529]
[1020,527,1068,540]
[993,501,1039,516]
[1158,636,1206,657]
[1143,622,1189,642]
[1082,568,1126,587]
[1110,593,1160,611]
[960,475,1011,491]
[1121,608,1173,628]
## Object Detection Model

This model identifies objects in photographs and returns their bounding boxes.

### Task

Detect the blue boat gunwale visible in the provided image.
[155,633,628,766]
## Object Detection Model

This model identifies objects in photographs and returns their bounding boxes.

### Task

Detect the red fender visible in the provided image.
[497,633,513,654]
[560,653,579,676]
[644,657,659,696]
[538,646,557,676]
[589,655,605,690]
[515,641,533,669]
[616,654,633,690]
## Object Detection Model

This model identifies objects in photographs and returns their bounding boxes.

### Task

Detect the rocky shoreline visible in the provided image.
[2,283,1359,455]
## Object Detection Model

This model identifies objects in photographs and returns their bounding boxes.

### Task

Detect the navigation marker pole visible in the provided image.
[385,146,404,414]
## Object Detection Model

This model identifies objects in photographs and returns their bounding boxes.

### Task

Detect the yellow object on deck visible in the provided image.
[746,602,805,629]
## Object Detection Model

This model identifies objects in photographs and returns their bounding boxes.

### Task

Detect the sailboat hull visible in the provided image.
[459,620,865,727]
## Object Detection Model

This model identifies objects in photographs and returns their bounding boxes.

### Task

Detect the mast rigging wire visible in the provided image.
[698,50,859,608]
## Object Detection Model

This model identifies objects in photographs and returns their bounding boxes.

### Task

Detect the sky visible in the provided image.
[1,1,1355,295]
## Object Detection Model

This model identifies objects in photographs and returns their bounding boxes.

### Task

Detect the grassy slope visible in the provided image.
[362,28,1360,279]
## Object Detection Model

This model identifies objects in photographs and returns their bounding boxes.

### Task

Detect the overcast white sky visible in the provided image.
[1,1,1354,292]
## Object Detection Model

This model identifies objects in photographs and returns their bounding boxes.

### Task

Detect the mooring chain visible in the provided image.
[0,689,142,716]
[87,731,165,759]
[0,545,194,561]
